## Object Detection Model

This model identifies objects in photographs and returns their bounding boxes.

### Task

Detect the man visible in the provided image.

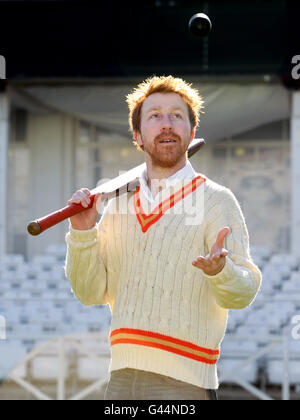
[65,76,262,400]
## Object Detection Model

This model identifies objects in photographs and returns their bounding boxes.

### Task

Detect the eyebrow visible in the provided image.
[146,106,185,114]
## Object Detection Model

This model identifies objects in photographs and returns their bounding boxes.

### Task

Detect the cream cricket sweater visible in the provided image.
[65,162,262,390]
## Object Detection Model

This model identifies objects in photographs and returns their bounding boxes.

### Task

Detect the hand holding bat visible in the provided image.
[68,189,102,230]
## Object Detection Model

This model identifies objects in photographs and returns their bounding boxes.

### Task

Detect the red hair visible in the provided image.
[126,75,204,151]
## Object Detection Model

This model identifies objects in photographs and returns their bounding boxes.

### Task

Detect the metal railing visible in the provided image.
[7,332,110,401]
[4,329,298,400]
[218,329,292,400]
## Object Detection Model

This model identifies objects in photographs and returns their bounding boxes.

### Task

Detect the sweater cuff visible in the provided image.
[68,224,98,242]
[202,256,235,283]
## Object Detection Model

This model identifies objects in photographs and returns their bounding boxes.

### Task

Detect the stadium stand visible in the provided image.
[0,243,300,399]
[218,245,300,398]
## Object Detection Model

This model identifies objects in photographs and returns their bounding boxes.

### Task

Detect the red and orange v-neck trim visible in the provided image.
[134,175,206,233]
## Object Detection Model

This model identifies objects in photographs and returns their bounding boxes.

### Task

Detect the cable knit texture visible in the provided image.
[65,172,262,389]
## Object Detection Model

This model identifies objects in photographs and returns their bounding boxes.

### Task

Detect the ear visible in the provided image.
[189,129,195,144]
[134,131,143,147]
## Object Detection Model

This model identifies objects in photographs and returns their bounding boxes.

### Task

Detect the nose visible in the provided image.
[161,113,173,130]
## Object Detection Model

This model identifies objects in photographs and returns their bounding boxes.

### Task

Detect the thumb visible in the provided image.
[215,226,231,248]
[93,193,102,211]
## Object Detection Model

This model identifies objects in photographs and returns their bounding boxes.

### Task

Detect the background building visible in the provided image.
[0,0,299,260]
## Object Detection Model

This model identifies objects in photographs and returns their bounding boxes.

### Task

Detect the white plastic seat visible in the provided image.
[32,255,57,265]
[218,358,258,384]
[267,359,300,386]
[9,361,27,380]
[0,340,27,380]
[35,271,53,282]
[262,270,282,287]
[46,244,67,260]
[0,254,25,266]
[18,290,32,299]
[251,255,265,268]
[290,272,300,282]
[250,245,272,259]
[282,280,300,293]
[21,323,43,338]
[76,355,110,381]
[50,267,65,281]
[30,356,70,381]
[1,270,19,281]
[289,339,300,357]
[41,321,61,336]
[269,254,300,271]
[58,281,71,292]
[257,280,274,296]
[0,280,10,292]
[22,279,35,291]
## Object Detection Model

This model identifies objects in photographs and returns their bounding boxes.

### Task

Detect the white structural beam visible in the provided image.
[0,92,9,259]
[291,91,300,257]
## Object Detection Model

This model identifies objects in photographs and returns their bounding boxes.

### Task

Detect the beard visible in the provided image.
[141,132,190,168]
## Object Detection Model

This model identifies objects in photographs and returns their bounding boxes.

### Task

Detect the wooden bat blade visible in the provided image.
[91,137,204,195]
[91,162,146,195]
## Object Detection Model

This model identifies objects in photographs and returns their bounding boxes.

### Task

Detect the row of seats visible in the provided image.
[220,245,300,386]
[2,333,111,384]
[218,358,300,387]
[1,245,300,388]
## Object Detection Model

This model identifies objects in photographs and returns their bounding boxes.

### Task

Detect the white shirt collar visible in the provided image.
[139,160,197,203]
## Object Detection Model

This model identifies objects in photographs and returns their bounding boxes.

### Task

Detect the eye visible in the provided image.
[150,113,160,119]
[172,113,183,119]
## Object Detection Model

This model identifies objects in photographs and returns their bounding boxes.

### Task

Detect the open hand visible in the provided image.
[192,227,230,276]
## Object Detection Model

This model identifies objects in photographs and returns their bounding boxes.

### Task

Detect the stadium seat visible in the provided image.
[269,254,300,271]
[261,269,282,288]
[46,244,67,261]
[264,262,291,279]
[0,254,25,266]
[30,356,70,381]
[76,355,110,381]
[250,245,272,260]
[267,359,300,386]
[0,340,27,380]
[218,358,258,384]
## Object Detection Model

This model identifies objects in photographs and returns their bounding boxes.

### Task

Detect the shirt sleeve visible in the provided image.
[203,187,262,309]
[64,202,115,307]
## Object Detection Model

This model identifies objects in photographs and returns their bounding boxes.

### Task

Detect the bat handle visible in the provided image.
[27,195,97,236]
[187,138,205,158]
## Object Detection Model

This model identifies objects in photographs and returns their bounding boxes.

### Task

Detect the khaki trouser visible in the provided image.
[104,368,218,400]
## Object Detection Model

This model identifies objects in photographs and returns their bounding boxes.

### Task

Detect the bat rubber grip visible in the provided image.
[27,196,96,236]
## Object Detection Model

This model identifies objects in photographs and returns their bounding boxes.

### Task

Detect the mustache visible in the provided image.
[155,132,182,143]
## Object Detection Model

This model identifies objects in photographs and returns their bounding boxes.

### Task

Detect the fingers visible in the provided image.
[68,188,91,208]
[193,249,228,264]
[211,249,229,260]
[215,226,231,248]
[192,250,228,269]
